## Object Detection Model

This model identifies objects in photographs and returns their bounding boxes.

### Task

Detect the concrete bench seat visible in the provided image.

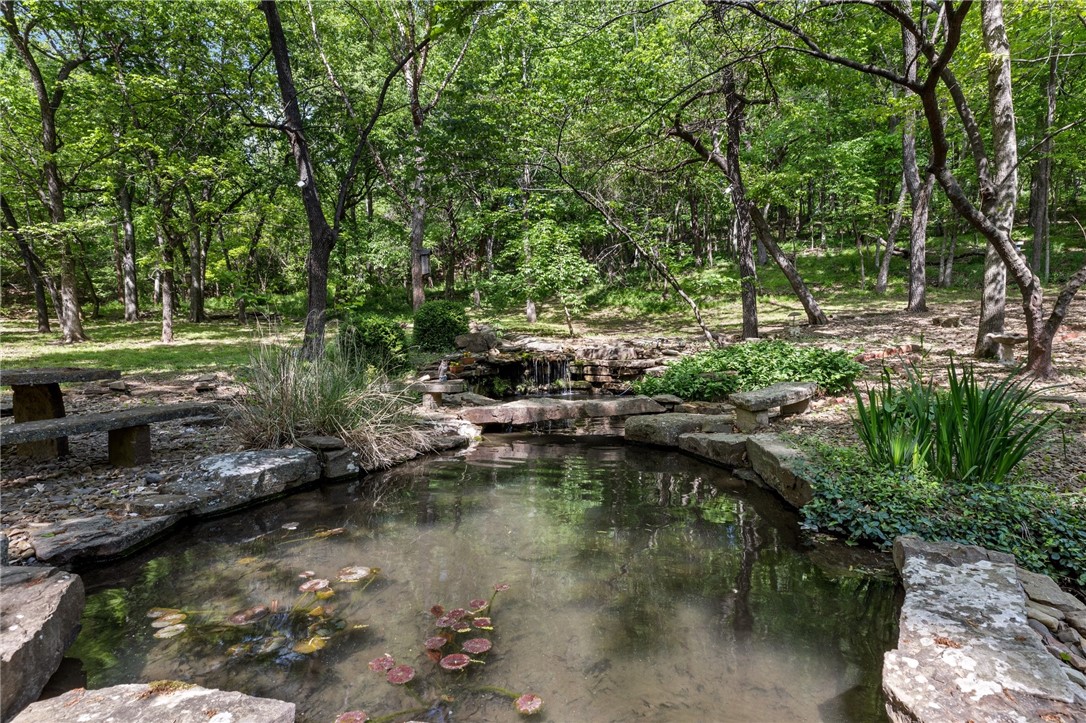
[728,382,817,433]
[409,380,466,410]
[0,402,218,466]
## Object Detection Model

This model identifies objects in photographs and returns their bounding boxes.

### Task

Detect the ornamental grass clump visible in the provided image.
[853,362,1054,487]
[232,341,433,470]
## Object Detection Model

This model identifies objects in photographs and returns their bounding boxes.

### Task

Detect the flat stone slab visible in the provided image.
[1,566,85,721]
[409,380,466,394]
[625,413,733,447]
[458,395,664,426]
[678,432,749,468]
[883,537,1084,723]
[12,683,295,723]
[30,514,180,565]
[729,381,817,412]
[166,449,320,515]
[0,368,120,386]
[745,434,812,509]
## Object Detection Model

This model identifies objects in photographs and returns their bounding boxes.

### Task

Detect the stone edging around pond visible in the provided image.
[623,412,1086,722]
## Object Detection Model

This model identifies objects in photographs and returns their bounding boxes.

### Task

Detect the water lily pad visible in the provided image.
[430,604,445,617]
[151,612,187,627]
[469,598,488,611]
[472,617,493,629]
[299,570,315,578]
[461,638,492,654]
[494,583,510,592]
[299,578,330,593]
[153,623,187,639]
[292,636,327,655]
[228,605,270,625]
[336,566,375,583]
[146,607,181,619]
[435,613,456,628]
[439,653,471,671]
[514,693,543,715]
[386,664,416,685]
[334,713,368,723]
[424,636,448,650]
[369,654,396,672]
[451,620,473,634]
[447,608,466,620]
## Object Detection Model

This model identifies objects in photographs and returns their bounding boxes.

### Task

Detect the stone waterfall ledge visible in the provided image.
[1,566,85,721]
[12,683,295,723]
[457,395,666,427]
[883,537,1086,723]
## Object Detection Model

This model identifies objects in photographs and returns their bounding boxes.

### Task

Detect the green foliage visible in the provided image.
[232,341,432,470]
[854,363,1054,486]
[632,340,862,400]
[337,314,409,373]
[412,301,469,352]
[801,444,1086,588]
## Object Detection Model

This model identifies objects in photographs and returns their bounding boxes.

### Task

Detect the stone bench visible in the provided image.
[728,382,817,433]
[0,402,218,466]
[987,332,1028,365]
[409,380,466,410]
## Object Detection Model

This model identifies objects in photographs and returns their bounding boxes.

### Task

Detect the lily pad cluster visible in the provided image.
[144,563,378,663]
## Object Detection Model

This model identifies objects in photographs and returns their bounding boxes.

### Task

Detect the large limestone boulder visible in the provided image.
[458,395,665,427]
[30,514,180,565]
[582,396,665,418]
[678,432,749,468]
[744,434,813,509]
[167,449,320,515]
[625,413,733,447]
[12,683,294,723]
[1,566,85,721]
[883,537,1084,722]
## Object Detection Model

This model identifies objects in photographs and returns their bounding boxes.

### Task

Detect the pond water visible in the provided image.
[71,435,899,722]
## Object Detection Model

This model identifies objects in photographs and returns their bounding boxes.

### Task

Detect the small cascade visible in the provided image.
[525,356,572,394]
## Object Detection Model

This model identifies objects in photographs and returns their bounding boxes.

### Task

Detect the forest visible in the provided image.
[2,0,1086,373]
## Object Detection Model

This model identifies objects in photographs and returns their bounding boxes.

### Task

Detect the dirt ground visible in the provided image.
[2,299,1084,563]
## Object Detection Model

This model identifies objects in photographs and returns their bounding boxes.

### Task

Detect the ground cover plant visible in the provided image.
[412,301,470,352]
[632,339,863,400]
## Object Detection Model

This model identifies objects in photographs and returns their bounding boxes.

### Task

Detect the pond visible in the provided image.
[71,435,899,722]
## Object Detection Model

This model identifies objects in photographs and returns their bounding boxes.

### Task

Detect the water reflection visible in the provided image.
[72,435,897,722]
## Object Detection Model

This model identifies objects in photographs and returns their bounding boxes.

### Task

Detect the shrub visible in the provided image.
[854,362,1054,486]
[632,340,862,400]
[232,342,433,470]
[800,443,1086,587]
[413,301,469,352]
[338,314,409,373]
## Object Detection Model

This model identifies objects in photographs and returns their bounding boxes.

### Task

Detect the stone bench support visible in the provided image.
[987,332,1028,365]
[728,382,817,433]
[410,380,467,410]
[0,402,217,467]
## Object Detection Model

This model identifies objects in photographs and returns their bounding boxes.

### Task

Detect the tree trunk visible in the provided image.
[875,177,907,294]
[262,0,336,359]
[117,175,139,321]
[1,194,51,332]
[1029,48,1056,278]
[722,70,758,339]
[409,137,427,311]
[901,18,930,313]
[158,227,174,343]
[751,206,828,325]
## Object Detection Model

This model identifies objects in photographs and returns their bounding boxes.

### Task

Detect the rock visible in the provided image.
[1028,619,1058,645]
[196,374,216,383]
[1018,568,1086,613]
[11,682,295,723]
[883,537,1083,723]
[319,448,361,480]
[296,435,346,451]
[1027,599,1066,620]
[123,494,200,516]
[167,449,320,516]
[454,331,498,353]
[625,413,732,447]
[0,534,6,566]
[678,432,749,468]
[1069,611,1086,637]
[446,392,499,407]
[1,566,85,721]
[1059,627,1084,647]
[194,382,217,392]
[108,381,128,393]
[1028,605,1063,633]
[30,514,180,565]
[650,394,683,409]
[582,396,665,418]
[744,434,812,509]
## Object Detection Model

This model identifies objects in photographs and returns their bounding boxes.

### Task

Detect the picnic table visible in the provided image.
[0,367,218,466]
[0,367,120,458]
